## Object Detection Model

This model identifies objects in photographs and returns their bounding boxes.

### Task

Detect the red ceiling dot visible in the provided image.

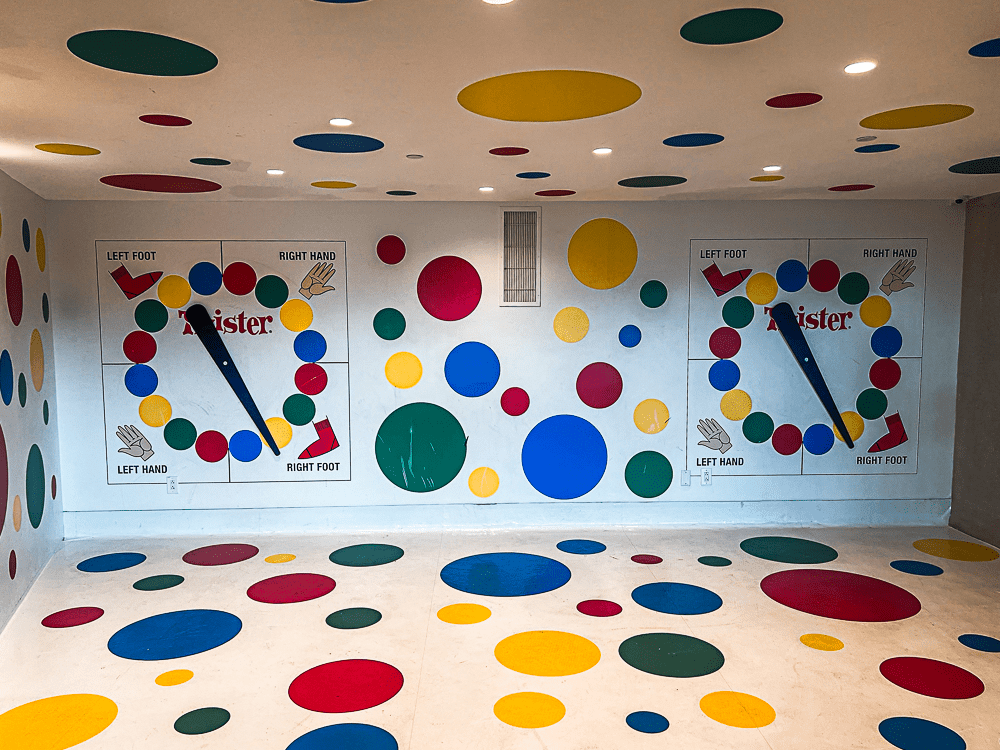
[829,184,875,192]
[536,190,576,197]
[139,114,192,127]
[489,147,529,156]
[101,174,221,193]
[766,93,823,108]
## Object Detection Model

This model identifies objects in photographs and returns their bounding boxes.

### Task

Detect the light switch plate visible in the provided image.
[680,470,691,486]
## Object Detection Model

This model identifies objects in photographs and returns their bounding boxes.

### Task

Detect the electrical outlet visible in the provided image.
[700,467,712,486]
[680,470,691,486]
[167,476,178,494]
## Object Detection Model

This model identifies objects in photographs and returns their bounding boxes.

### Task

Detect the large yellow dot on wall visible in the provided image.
[438,603,492,624]
[495,631,601,676]
[860,104,974,130]
[567,218,638,290]
[633,399,669,433]
[263,417,293,449]
[385,352,422,388]
[720,389,752,421]
[746,273,778,305]
[29,329,44,391]
[493,692,566,729]
[280,299,314,332]
[800,634,844,651]
[35,143,102,156]
[553,307,589,342]
[155,669,193,686]
[311,181,357,189]
[834,411,864,443]
[265,553,296,563]
[36,229,46,272]
[859,296,892,328]
[139,395,172,427]
[157,275,192,309]
[700,691,775,728]
[0,694,118,748]
[912,538,999,562]
[468,467,499,498]
[12,495,21,532]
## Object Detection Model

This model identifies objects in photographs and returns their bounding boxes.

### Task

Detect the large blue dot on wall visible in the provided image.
[522,415,607,499]
[444,342,500,397]
[708,359,740,391]
[293,133,384,153]
[0,350,13,405]
[776,259,808,292]
[125,364,158,397]
[663,133,724,147]
[619,325,641,347]
[22,219,30,252]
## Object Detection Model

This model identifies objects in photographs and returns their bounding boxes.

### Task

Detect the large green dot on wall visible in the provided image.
[742,412,774,443]
[26,444,45,528]
[164,419,197,450]
[18,374,27,407]
[42,294,50,323]
[722,296,754,329]
[375,403,466,492]
[624,451,673,497]
[856,388,888,420]
[43,400,49,424]
[837,272,870,305]
[135,299,169,332]
[373,308,406,340]
[255,275,289,308]
[639,280,668,308]
[283,394,315,426]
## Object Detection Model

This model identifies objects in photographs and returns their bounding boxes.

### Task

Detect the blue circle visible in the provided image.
[0,350,13,406]
[516,171,550,179]
[522,415,607,499]
[708,359,740,391]
[958,633,1000,652]
[124,364,158,397]
[557,539,606,555]
[878,717,966,750]
[293,133,385,153]
[626,711,669,733]
[618,325,641,348]
[803,424,835,455]
[871,326,903,358]
[108,609,243,661]
[855,143,900,153]
[890,560,943,576]
[776,259,808,292]
[189,262,223,295]
[663,133,724,147]
[293,330,328,362]
[631,581,723,615]
[22,219,30,252]
[78,552,147,572]
[444,342,501,398]
[229,430,263,463]
[440,552,571,597]
[287,724,397,750]
[969,37,1000,57]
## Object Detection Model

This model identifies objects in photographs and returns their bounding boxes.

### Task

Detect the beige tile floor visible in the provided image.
[0,525,997,749]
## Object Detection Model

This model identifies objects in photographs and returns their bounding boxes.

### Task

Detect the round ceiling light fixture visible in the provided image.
[405,154,424,159]
[763,165,781,172]
[266,169,284,176]
[483,0,515,4]
[845,61,877,74]
[593,147,612,155]
[329,118,353,127]
[856,135,878,142]
[479,186,494,192]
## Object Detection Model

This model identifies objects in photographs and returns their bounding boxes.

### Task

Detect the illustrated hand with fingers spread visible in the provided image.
[879,259,916,295]
[299,263,336,299]
[697,418,732,454]
[117,424,154,461]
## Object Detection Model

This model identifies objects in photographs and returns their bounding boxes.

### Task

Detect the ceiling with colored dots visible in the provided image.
[0,0,997,200]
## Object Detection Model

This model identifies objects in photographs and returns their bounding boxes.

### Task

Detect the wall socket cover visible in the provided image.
[167,476,178,494]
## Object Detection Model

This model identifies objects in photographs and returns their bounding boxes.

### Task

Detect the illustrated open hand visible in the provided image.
[880,259,916,295]
[697,418,732,454]
[299,262,336,299]
[117,424,154,461]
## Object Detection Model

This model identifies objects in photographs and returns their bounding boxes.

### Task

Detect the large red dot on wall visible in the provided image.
[709,327,741,359]
[6,255,23,326]
[576,363,623,409]
[376,236,406,265]
[223,262,257,295]
[296,364,328,395]
[123,331,156,363]
[288,659,404,713]
[870,359,901,390]
[195,430,228,462]
[416,256,482,321]
[501,387,530,416]
[808,260,840,292]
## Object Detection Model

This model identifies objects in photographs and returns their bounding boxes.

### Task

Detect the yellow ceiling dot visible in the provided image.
[311,181,357,189]
[29,329,44,391]
[745,273,777,305]
[35,143,102,156]
[859,296,892,328]
[834,411,865,443]
[493,692,566,728]
[553,307,589,342]
[750,175,784,182]
[36,228,46,272]
[156,275,192,309]
[720,389,752,421]
[860,104,974,130]
[155,669,194,686]
[437,603,492,624]
[280,299,314,332]
[265,553,296,563]
[385,352,422,388]
[495,631,601,676]
[0,694,118,748]
[567,218,638,290]
[800,634,844,651]
[912,538,999,562]
[139,395,172,427]
[263,417,293,449]
[633,399,669,433]
[468,467,499,498]
[700,691,776,728]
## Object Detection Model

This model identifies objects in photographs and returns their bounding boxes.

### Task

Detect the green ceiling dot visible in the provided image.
[680,8,784,45]
[191,158,231,166]
[67,30,218,76]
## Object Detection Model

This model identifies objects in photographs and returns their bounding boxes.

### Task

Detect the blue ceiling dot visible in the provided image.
[969,38,1000,57]
[855,143,900,153]
[516,171,550,179]
[663,133,724,147]
[386,190,416,196]
[619,175,687,188]
[293,133,384,153]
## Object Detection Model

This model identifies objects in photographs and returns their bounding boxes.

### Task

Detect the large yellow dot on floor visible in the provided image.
[567,218,637,290]
[35,143,102,156]
[859,296,892,328]
[553,307,589,342]
[139,395,172,427]
[385,352,422,388]
[0,694,118,749]
[834,411,864,443]
[720,389,752,421]
[36,228,46,272]
[913,538,999,562]
[495,631,601,676]
[263,417,293,449]
[438,603,492,624]
[468,467,499,498]
[860,104,974,130]
[156,274,192,308]
[155,669,194,686]
[30,329,44,391]
[266,553,296,564]
[633,398,669,434]
[700,691,776,728]
[493,692,566,728]
[745,273,777,305]
[800,634,844,651]
[280,299,314,332]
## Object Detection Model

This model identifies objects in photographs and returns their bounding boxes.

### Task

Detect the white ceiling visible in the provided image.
[0,0,997,201]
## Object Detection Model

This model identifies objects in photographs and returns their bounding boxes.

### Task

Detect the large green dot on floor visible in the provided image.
[134,299,168,332]
[26,445,45,528]
[856,388,888,420]
[174,707,230,735]
[722,296,754,328]
[133,574,184,591]
[375,402,466,492]
[698,556,732,567]
[68,30,219,76]
[624,451,672,497]
[329,543,404,567]
[283,394,316,426]
[164,419,197,450]
[326,607,383,629]
[373,308,406,340]
[619,632,725,677]
[740,536,838,564]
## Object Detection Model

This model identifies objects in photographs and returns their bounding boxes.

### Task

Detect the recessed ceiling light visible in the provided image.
[266,169,284,176]
[845,61,876,74]
[763,165,781,172]
[329,118,353,127]
[405,154,424,159]
[483,0,515,4]
[593,147,612,155]
[856,135,878,142]
[479,186,494,192]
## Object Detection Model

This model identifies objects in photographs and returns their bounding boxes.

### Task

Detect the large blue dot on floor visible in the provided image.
[78,552,147,573]
[626,711,669,733]
[557,539,606,555]
[444,341,501,397]
[890,560,943,576]
[878,717,966,750]
[293,133,384,153]
[619,325,641,348]
[287,724,397,750]
[708,359,740,391]
[776,259,808,292]
[108,609,242,660]
[522,415,607,499]
[632,581,723,615]
[440,552,571,597]
[958,633,1000,652]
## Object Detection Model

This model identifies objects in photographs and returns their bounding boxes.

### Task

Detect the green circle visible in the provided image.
[254,275,289,308]
[282,394,316,426]
[740,536,838,564]
[133,574,184,591]
[639,280,668,308]
[134,298,169,332]
[837,272,870,305]
[43,400,49,425]
[742,412,775,443]
[173,707,230,735]
[619,633,725,677]
[373,308,406,340]
[375,403,466,493]
[164,418,197,450]
[329,544,404,567]
[26,445,45,529]
[68,30,219,77]
[680,8,784,45]
[624,451,672,498]
[722,296,754,328]
[18,374,27,407]
[325,607,383,629]
[42,294,49,323]
[857,388,888,420]
[191,158,231,166]
[698,556,732,567]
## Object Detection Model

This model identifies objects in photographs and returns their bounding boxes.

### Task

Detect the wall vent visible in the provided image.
[500,206,541,306]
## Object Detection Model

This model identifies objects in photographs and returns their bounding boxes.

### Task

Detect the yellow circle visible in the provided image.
[280,299,314,332]
[12,495,21,532]
[750,175,784,182]
[568,218,638,290]
[860,104,974,130]
[265,553,296,563]
[633,399,669,434]
[469,467,499,498]
[800,634,844,651]
[860,295,892,328]
[833,411,865,443]
[385,352,422,388]
[0,694,118,749]
[155,669,193,686]
[913,538,999,562]
[553,307,589,343]
[156,275,192,309]
[720,389,752,421]
[35,143,101,156]
[745,273,778,305]
[437,603,492,624]
[311,181,357,189]
[495,631,601,677]
[263,417,293,449]
[139,395,172,427]
[36,228,46,272]
[29,329,44,392]
[700,691,776,728]
[493,692,566,729]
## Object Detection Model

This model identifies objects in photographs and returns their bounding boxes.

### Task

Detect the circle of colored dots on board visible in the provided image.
[0,695,118,749]
[619,325,641,347]
[949,155,1000,174]
[376,403,466,492]
[766,92,823,108]
[857,388,888,420]
[834,411,865,443]
[722,296,754,328]
[553,306,589,342]
[174,707,230,735]
[386,190,416,196]
[191,158,230,166]
[680,8,783,44]
[501,387,530,416]
[7,256,23,326]
[872,326,903,357]
[35,143,101,155]
[458,70,641,122]
[803,424,835,455]
[829,183,875,192]
[522,414,607,499]
[625,451,673,497]
[632,582,722,614]
[223,262,256,295]
[468,466,499,498]
[517,171,550,179]
[856,143,900,153]
[809,259,840,292]
[969,37,1000,56]
[67,30,218,75]
[891,559,943,576]
[958,634,1000,652]
[256,275,289,308]
[745,274,777,305]
[195,430,228,461]
[556,539,606,555]
[740,536,837,563]
[139,114,191,127]
[626,711,669,733]
[311,180,356,189]
[384,352,422,388]
[376,235,406,265]
[42,607,105,628]
[742,411,774,443]
[288,660,404,713]
[568,218,637,290]
[619,175,686,188]
[183,543,259,566]
[860,296,892,327]
[286,724,399,750]
[761,569,920,621]
[495,631,601,676]
[445,342,501,397]
[157,274,191,308]
[417,256,482,321]
[619,633,724,677]
[870,359,901,390]
[134,574,184,591]
[164,419,197,450]
[800,633,844,651]
[373,308,406,340]
[578,599,622,617]
[632,554,662,564]
[861,104,974,130]
[135,299,168,332]
[720,389,752,420]
[108,609,242,660]
[188,262,222,295]
[330,544,405,566]
[912,538,999,561]
[293,133,385,153]
[576,362,623,409]
[438,603,491,624]
[880,657,984,699]
[100,174,222,193]
[78,552,146,572]
[296,363,328,395]
[878,717,967,750]
[283,394,316,426]
[664,133,724,147]
[326,608,382,629]
[123,331,156,363]
[640,279,668,307]
[709,327,741,358]
[776,259,808,292]
[156,669,193,686]
[293,330,326,362]
[0,351,11,404]
[229,430,262,462]
[771,424,803,455]
[494,692,565,728]
[490,147,529,155]
[536,189,575,196]
[698,556,732,567]
[700,691,775,728]
[441,552,571,596]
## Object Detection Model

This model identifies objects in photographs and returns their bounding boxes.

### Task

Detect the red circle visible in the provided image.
[870,358,902,390]
[295,363,328,395]
[500,387,530,416]
[632,554,662,564]
[122,331,157,363]
[761,569,921,622]
[576,362,623,409]
[489,147,529,156]
[42,606,105,628]
[709,327,741,359]
[6,255,23,327]
[766,92,823,108]
[535,190,576,197]
[829,184,875,192]
[808,259,841,292]
[195,430,229,462]
[247,573,336,604]
[771,424,803,455]
[0,426,7,536]
[51,475,57,499]
[416,256,482,321]
[100,174,221,193]
[879,657,985,700]
[183,543,259,566]
[577,599,623,617]
[289,659,404,713]
[139,114,192,127]
[223,262,257,295]
[8,550,14,580]
[376,235,406,265]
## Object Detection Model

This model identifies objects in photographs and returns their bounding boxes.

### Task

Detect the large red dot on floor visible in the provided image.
[501,387,530,416]
[123,331,156,363]
[416,256,482,321]
[879,656,984,699]
[42,606,105,628]
[870,358,901,390]
[289,659,404,713]
[295,363,328,395]
[100,174,221,193]
[809,259,841,292]
[632,554,662,564]
[576,362,623,409]
[761,569,921,622]
[183,543,259,566]
[709,327,741,359]
[248,573,336,604]
[223,262,257,295]
[577,599,623,617]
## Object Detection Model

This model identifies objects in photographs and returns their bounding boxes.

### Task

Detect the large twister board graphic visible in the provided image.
[98,241,350,484]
